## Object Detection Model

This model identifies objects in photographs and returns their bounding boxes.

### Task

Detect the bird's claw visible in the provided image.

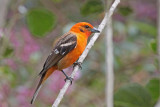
[73,62,82,70]
[64,77,73,84]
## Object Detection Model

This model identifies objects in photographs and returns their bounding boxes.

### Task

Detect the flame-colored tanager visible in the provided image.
[31,22,100,104]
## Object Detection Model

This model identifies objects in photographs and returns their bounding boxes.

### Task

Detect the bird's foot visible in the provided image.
[73,62,82,69]
[64,76,73,84]
[61,70,73,84]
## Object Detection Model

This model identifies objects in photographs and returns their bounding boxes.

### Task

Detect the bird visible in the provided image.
[30,22,100,104]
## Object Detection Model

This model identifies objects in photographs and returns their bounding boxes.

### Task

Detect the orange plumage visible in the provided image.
[31,22,100,104]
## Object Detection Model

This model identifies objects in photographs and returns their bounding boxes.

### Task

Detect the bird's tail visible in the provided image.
[30,66,57,104]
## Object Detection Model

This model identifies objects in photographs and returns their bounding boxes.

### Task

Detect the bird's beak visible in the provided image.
[90,27,100,33]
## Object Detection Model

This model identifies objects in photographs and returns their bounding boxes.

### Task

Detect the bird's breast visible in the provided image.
[57,35,87,70]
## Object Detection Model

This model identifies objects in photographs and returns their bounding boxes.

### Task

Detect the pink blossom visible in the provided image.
[0,91,5,104]
[74,68,82,80]
[30,66,81,104]
[0,93,3,101]
[0,28,4,38]
[2,84,9,96]
[10,30,20,49]
[63,66,82,80]
[47,66,81,96]
[10,27,40,62]
[4,59,17,70]
[0,84,10,106]
[48,67,81,92]
[132,2,157,21]
[48,70,65,92]
[16,86,32,107]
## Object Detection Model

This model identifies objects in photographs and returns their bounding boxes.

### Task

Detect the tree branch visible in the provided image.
[105,0,114,107]
[52,0,120,106]
[105,16,114,107]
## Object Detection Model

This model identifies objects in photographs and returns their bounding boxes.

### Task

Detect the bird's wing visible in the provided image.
[39,32,77,76]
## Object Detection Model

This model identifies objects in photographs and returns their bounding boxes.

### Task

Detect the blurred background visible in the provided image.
[0,0,159,107]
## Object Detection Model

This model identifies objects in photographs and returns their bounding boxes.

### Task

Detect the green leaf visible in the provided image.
[119,6,133,16]
[3,46,13,57]
[114,83,153,107]
[149,40,157,53]
[0,66,16,83]
[145,78,160,103]
[80,0,104,16]
[135,21,157,36]
[52,0,63,3]
[26,8,56,37]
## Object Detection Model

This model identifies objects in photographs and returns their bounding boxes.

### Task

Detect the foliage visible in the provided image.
[145,78,160,103]
[52,0,63,3]
[114,83,153,107]
[3,46,14,58]
[26,8,56,37]
[80,0,104,16]
[118,6,133,16]
[134,21,157,37]
[0,66,16,84]
[149,40,157,53]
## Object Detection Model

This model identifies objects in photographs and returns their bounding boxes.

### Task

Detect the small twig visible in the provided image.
[105,15,114,107]
[52,0,120,106]
[105,0,114,107]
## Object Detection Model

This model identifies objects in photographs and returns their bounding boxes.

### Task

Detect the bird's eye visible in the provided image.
[85,25,89,28]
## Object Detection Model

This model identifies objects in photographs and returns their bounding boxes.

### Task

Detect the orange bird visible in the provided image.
[31,22,100,104]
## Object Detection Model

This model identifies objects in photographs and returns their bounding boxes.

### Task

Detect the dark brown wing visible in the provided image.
[39,32,77,76]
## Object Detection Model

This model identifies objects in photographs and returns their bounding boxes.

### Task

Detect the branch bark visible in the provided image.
[105,0,114,107]
[52,0,120,106]
[155,99,160,107]
[105,18,114,107]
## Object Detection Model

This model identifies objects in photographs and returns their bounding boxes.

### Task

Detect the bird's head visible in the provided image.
[70,22,100,37]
